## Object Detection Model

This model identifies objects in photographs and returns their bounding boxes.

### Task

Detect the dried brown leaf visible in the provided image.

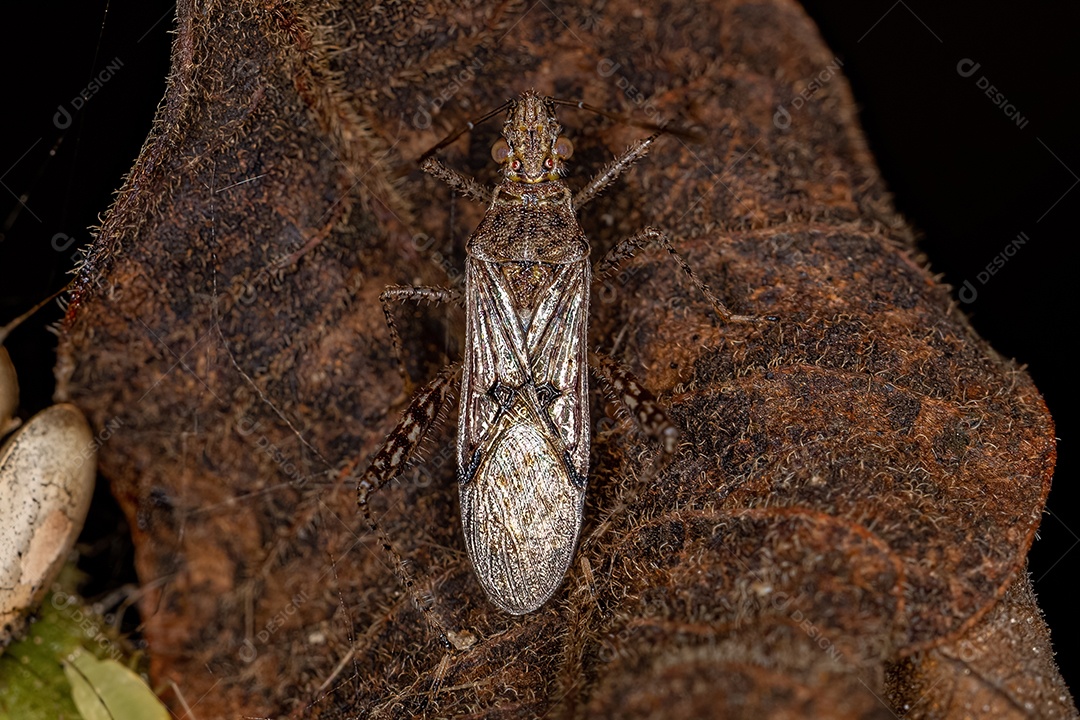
[55,0,1071,717]
[887,569,1075,720]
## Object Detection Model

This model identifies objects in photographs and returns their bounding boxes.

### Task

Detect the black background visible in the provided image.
[1,0,1075,698]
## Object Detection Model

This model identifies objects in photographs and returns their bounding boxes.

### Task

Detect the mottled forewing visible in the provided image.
[457,255,591,613]
[457,257,590,477]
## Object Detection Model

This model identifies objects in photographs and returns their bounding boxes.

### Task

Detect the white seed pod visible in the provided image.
[0,403,96,647]
[0,347,18,437]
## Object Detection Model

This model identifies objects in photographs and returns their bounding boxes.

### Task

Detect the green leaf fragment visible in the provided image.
[63,651,169,720]
[0,584,168,720]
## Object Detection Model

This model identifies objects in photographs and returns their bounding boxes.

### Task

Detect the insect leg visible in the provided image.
[357,363,460,651]
[573,131,662,209]
[588,350,678,454]
[420,156,491,204]
[595,226,776,324]
[582,351,677,554]
[380,286,462,395]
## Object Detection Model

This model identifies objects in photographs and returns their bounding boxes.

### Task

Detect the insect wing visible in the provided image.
[458,256,590,613]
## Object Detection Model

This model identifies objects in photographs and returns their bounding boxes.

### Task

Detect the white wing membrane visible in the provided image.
[460,420,582,613]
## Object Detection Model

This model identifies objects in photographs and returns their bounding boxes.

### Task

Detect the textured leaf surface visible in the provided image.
[886,570,1075,720]
[0,583,132,720]
[55,0,1069,717]
[0,593,84,719]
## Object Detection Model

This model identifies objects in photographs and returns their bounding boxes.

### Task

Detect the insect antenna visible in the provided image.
[548,97,703,143]
[418,99,514,162]
[416,93,701,166]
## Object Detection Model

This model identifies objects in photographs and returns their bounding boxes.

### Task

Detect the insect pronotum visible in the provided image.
[359,91,762,623]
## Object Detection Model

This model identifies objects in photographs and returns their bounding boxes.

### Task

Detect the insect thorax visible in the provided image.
[457,174,592,474]
[467,181,589,264]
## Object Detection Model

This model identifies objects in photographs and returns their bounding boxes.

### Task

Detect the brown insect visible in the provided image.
[358,92,762,626]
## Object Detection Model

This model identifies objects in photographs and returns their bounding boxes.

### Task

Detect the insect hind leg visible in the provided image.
[357,363,460,652]
[595,226,777,324]
[583,351,678,552]
[589,350,678,454]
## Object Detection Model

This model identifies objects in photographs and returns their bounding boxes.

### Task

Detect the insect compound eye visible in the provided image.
[491,139,512,163]
[553,136,574,159]
[510,159,521,172]
[544,157,555,170]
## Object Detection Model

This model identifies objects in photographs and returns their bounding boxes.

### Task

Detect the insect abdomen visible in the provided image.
[460,420,585,614]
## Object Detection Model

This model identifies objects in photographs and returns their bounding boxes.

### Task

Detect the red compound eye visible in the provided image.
[544,157,555,170]
[510,160,521,171]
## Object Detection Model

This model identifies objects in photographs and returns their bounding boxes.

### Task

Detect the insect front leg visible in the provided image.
[357,363,460,651]
[573,131,662,209]
[595,226,776,324]
[420,156,491,204]
[380,286,462,396]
